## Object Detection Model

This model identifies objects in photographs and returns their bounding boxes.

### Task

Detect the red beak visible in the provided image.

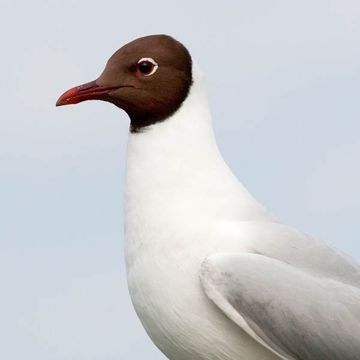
[56,80,119,107]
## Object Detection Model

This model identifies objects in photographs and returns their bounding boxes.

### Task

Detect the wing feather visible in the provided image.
[200,253,360,360]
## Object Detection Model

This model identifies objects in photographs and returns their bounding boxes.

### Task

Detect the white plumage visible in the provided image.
[124,62,360,360]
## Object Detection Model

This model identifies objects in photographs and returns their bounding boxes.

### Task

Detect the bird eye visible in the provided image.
[137,58,158,76]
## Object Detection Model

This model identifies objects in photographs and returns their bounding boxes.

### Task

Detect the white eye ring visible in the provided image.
[137,57,158,76]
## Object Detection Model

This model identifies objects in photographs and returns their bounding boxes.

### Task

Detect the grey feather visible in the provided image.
[200,252,360,360]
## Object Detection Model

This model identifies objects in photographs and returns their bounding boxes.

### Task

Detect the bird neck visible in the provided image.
[124,64,270,226]
[125,65,225,196]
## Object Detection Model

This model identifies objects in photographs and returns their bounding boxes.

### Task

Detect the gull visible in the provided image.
[56,34,360,360]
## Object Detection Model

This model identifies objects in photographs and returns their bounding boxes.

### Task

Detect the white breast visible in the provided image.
[124,64,277,360]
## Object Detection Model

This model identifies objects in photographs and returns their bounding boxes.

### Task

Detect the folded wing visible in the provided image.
[200,253,360,360]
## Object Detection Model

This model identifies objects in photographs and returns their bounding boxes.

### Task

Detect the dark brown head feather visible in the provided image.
[96,35,193,132]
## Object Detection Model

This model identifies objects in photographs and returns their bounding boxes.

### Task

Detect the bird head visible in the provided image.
[56,35,193,132]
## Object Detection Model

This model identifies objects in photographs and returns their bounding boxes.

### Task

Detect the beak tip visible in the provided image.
[55,98,67,107]
[56,87,77,107]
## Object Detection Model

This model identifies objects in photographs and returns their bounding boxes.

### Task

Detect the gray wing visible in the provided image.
[200,253,360,360]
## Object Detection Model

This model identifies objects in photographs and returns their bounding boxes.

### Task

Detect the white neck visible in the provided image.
[125,63,271,232]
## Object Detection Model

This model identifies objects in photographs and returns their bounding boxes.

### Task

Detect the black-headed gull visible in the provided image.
[57,35,360,360]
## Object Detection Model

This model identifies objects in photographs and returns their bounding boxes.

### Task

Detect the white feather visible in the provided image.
[124,63,277,360]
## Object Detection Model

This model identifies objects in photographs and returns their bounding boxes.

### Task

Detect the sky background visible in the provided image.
[1,0,360,359]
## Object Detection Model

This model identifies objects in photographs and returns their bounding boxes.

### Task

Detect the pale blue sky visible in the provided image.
[1,0,359,359]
